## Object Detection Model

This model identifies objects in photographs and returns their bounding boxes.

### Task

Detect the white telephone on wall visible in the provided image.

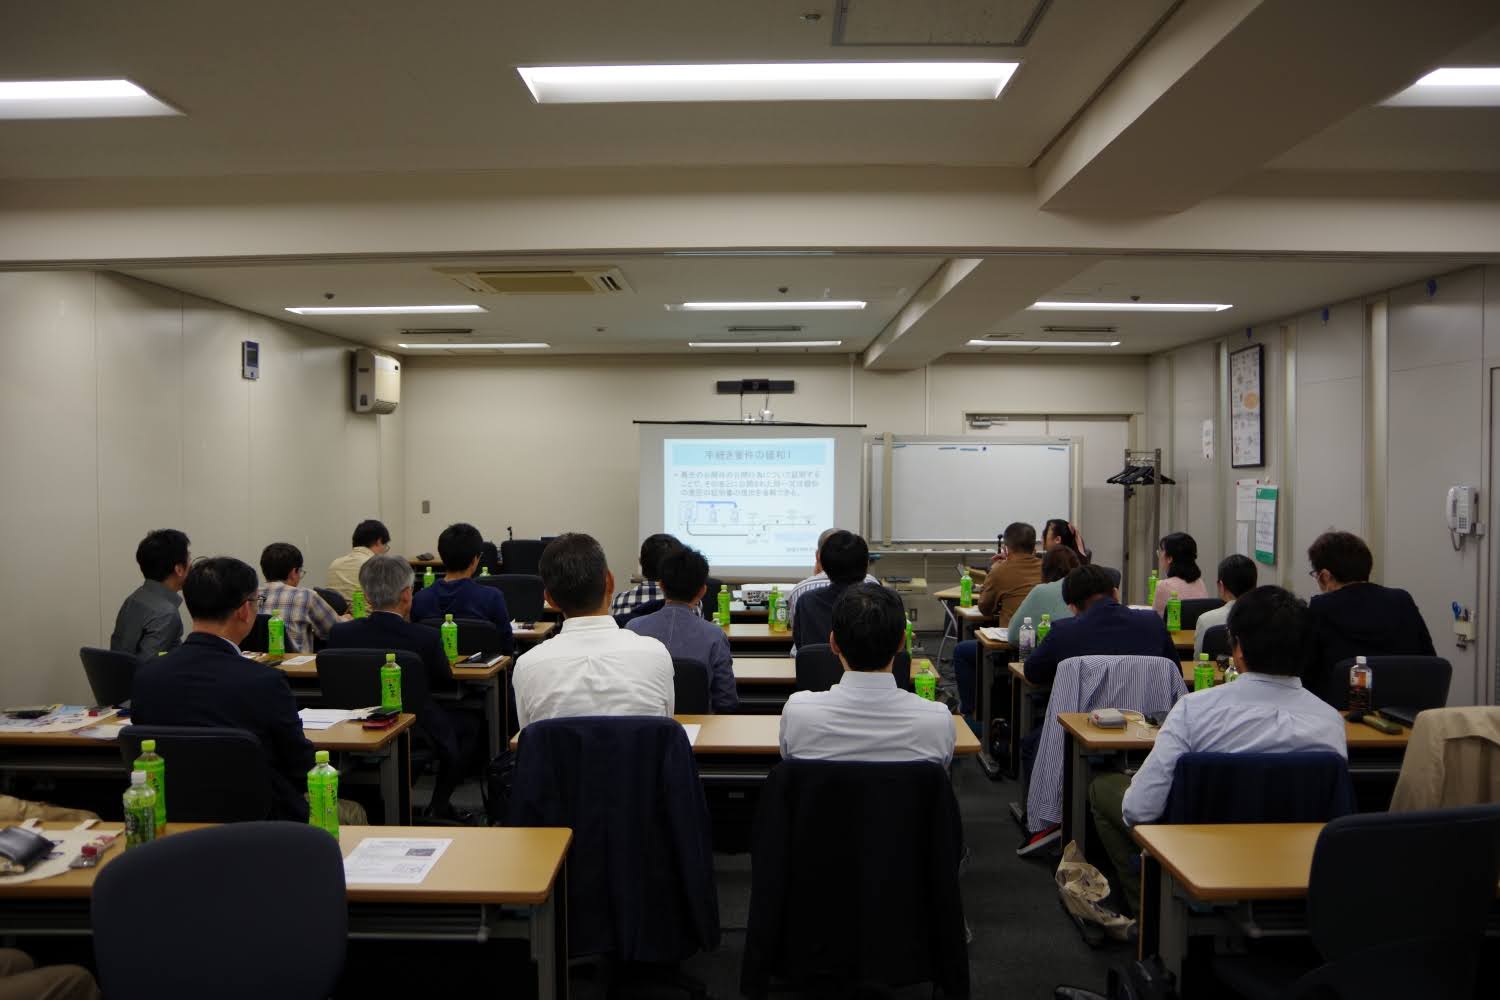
[1447,485,1477,535]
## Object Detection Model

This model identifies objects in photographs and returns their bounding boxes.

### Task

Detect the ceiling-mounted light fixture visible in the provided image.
[1029,301,1231,313]
[517,62,1019,103]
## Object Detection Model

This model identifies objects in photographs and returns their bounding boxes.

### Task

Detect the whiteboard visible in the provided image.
[868,437,1074,543]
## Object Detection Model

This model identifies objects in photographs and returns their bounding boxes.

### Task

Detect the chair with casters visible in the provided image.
[118,725,273,822]
[79,646,137,706]
[241,612,271,653]
[672,657,711,714]
[1177,597,1223,631]
[92,822,346,1000]
[1163,751,1355,824]
[499,538,546,576]
[482,573,545,622]
[313,587,348,616]
[1199,624,1231,659]
[1320,655,1452,713]
[417,616,513,656]
[795,643,912,693]
[699,577,725,621]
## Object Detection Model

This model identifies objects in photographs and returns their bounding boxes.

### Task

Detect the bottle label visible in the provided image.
[442,624,458,661]
[381,667,403,712]
[124,801,155,847]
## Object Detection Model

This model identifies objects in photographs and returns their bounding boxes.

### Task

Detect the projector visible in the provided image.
[739,583,778,609]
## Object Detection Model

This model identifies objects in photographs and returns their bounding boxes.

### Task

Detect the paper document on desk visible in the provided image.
[298,708,365,730]
[0,706,117,733]
[343,837,452,885]
[680,723,701,747]
[280,655,315,666]
[76,720,130,741]
[977,627,1008,642]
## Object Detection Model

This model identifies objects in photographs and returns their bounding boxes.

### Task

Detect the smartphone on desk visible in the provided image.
[362,709,399,729]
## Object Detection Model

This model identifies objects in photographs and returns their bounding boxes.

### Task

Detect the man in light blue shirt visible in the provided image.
[1090,585,1347,914]
[627,544,737,713]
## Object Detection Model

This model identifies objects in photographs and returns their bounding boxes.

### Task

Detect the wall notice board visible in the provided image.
[1230,344,1264,468]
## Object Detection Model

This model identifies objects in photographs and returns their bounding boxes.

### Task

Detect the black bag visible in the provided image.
[480,750,516,826]
[1107,958,1178,1000]
[0,825,53,873]
[987,717,1011,771]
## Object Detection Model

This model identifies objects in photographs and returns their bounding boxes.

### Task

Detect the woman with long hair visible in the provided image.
[1152,531,1207,617]
[1042,519,1090,564]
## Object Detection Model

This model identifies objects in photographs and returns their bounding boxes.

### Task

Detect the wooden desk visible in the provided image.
[514,620,555,645]
[0,822,572,999]
[0,716,417,826]
[1171,630,1195,653]
[732,657,795,686]
[725,623,793,648]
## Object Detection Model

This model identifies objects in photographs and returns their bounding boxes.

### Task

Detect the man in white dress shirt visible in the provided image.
[1089,585,1347,914]
[512,533,674,729]
[780,583,955,766]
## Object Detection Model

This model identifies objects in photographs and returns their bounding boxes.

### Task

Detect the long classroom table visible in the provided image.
[0,822,572,1000]
[0,716,417,825]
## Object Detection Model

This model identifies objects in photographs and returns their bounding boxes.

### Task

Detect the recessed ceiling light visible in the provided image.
[286,305,487,316]
[1384,67,1500,107]
[0,78,180,119]
[668,301,866,312]
[688,340,843,348]
[1029,301,1232,313]
[516,62,1018,103]
[397,342,549,349]
[967,339,1120,348]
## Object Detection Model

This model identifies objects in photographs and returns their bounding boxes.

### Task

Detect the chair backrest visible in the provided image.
[1200,624,1231,658]
[672,657,711,713]
[1178,597,1223,630]
[417,616,509,655]
[700,577,724,620]
[795,643,844,693]
[79,646,137,706]
[1308,804,1500,963]
[241,612,271,653]
[1324,655,1452,711]
[93,822,346,1000]
[118,726,274,822]
[500,538,546,576]
[1163,752,1355,824]
[313,587,348,616]
[483,573,545,621]
[314,648,429,710]
[478,540,500,574]
[1390,706,1500,811]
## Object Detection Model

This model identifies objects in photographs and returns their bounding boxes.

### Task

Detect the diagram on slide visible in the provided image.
[677,500,815,537]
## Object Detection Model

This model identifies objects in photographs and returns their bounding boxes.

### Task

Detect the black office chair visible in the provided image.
[1200,624,1231,659]
[1212,804,1500,999]
[700,577,725,620]
[93,822,346,1000]
[482,573,545,621]
[313,587,348,616]
[478,540,500,574]
[79,646,137,706]
[1322,655,1452,712]
[314,648,432,709]
[1178,597,1223,631]
[118,726,273,822]
[241,612,271,653]
[1163,752,1354,824]
[673,657,712,714]
[795,643,912,693]
[416,616,513,655]
[500,538,546,576]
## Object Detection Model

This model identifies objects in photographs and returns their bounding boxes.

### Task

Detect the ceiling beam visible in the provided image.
[1034,0,1500,213]
[861,256,1095,371]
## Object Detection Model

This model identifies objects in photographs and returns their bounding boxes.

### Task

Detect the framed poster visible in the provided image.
[1230,344,1264,468]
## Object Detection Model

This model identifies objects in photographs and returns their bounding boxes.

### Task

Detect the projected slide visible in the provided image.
[665,438,834,568]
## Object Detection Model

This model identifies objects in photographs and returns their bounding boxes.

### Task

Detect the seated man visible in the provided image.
[410,521,515,650]
[325,519,389,601]
[781,583,955,766]
[1306,530,1434,701]
[513,533,674,728]
[327,554,478,821]
[1193,553,1256,656]
[131,557,316,821]
[110,528,190,659]
[952,521,1051,719]
[1023,565,1179,686]
[257,542,345,652]
[1089,586,1347,913]
[627,544,737,713]
[609,532,683,617]
[785,527,881,631]
[791,530,871,652]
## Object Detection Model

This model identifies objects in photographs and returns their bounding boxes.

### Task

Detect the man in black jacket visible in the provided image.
[132,556,315,821]
[327,553,478,820]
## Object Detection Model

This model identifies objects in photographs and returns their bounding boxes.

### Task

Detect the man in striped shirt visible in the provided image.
[257,542,346,652]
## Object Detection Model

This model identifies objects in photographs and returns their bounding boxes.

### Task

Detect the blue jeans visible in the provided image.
[953,639,979,717]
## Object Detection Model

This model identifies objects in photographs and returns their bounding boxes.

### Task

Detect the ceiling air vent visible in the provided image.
[726,325,804,334]
[437,267,632,296]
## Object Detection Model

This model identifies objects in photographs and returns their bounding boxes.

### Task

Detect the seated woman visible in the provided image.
[1007,546,1082,646]
[1042,518,1090,564]
[1151,531,1208,617]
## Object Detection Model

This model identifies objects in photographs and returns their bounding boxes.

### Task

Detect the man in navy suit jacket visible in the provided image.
[132,556,315,821]
[327,553,478,820]
[1023,565,1179,685]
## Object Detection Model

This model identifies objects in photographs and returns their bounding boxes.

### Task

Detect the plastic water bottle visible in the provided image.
[959,573,974,608]
[1147,571,1159,606]
[267,610,285,656]
[1018,616,1036,657]
[122,771,157,848]
[133,739,167,830]
[307,749,339,838]
[912,658,937,701]
[1349,656,1372,712]
[380,652,403,713]
[1195,651,1215,691]
[351,588,367,618]
[480,565,489,577]
[1165,590,1182,632]
[1036,613,1052,644]
[905,615,915,654]
[1224,659,1240,683]
[423,565,436,589]
[717,584,731,627]
[440,613,459,661]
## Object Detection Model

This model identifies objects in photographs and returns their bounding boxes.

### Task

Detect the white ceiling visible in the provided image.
[121,253,1486,358]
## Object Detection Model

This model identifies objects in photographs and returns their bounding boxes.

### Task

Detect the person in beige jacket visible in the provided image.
[1389,706,1500,811]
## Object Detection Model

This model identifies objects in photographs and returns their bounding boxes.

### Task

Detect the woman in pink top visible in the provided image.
[1152,531,1208,615]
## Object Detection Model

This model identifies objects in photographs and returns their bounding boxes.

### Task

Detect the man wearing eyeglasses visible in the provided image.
[132,556,319,822]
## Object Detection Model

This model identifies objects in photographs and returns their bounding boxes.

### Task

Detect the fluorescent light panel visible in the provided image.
[517,62,1018,103]
[286,305,487,316]
[968,340,1120,348]
[398,342,549,349]
[1384,67,1500,106]
[689,341,842,348]
[668,300,866,312]
[1029,301,1232,313]
[0,78,180,119]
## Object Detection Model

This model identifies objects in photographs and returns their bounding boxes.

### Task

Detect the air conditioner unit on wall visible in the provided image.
[352,349,400,414]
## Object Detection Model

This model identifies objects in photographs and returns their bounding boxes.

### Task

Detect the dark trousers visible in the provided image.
[424,705,482,813]
[953,640,979,716]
